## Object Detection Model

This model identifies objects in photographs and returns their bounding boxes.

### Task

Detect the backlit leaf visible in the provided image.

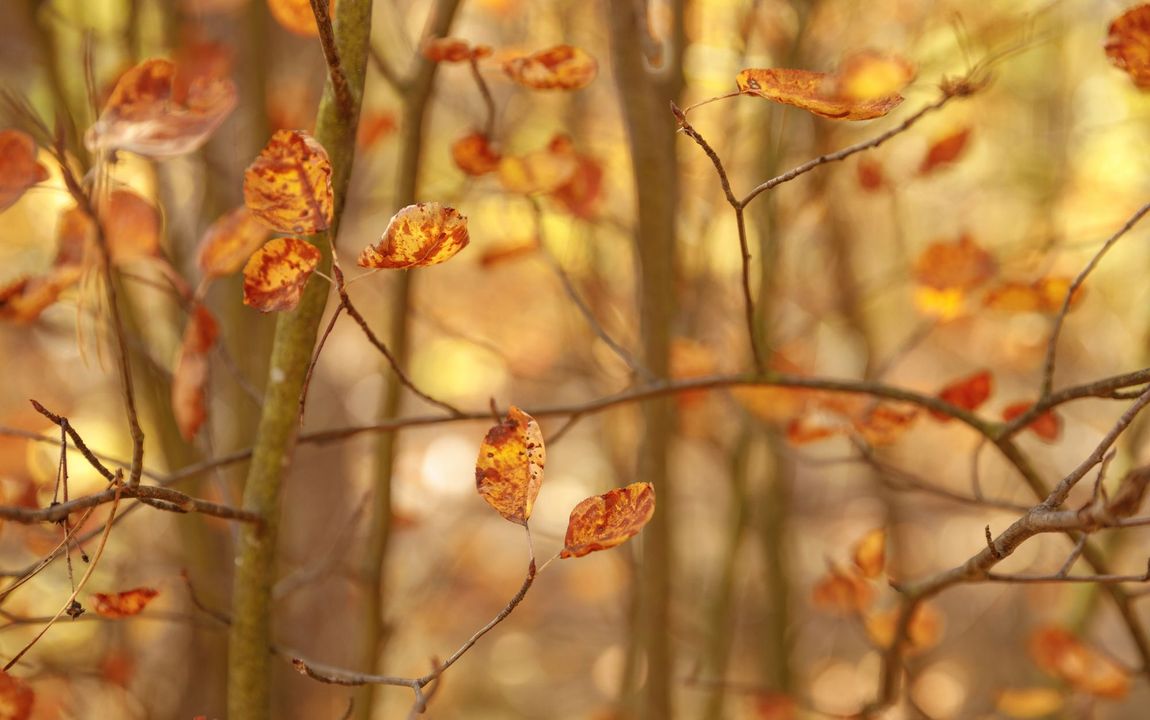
[102,189,161,263]
[995,688,1064,719]
[865,602,944,652]
[856,157,885,192]
[498,134,579,194]
[913,286,965,321]
[1002,402,1062,443]
[1106,4,1150,88]
[242,237,321,312]
[92,587,159,618]
[835,50,916,101]
[930,369,992,421]
[852,403,918,446]
[503,45,598,90]
[422,37,493,63]
[197,206,272,279]
[172,304,219,440]
[0,670,33,720]
[1029,626,1129,699]
[357,111,398,150]
[0,130,49,212]
[983,277,1083,314]
[451,132,502,176]
[479,239,540,268]
[243,130,334,234]
[551,153,604,219]
[85,58,237,158]
[919,127,972,175]
[475,406,545,525]
[561,482,655,559]
[0,268,82,323]
[852,527,886,578]
[812,564,873,614]
[268,0,333,37]
[913,235,995,291]
[358,202,469,269]
[736,58,907,120]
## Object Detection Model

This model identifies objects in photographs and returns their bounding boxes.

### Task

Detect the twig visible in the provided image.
[299,303,345,425]
[0,483,262,525]
[467,55,496,138]
[310,0,355,118]
[369,45,409,93]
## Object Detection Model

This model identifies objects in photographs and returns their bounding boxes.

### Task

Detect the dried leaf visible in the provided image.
[812,565,873,614]
[422,37,493,63]
[498,134,579,194]
[0,267,82,323]
[242,237,321,312]
[851,403,918,446]
[102,189,161,263]
[172,304,219,440]
[865,602,944,652]
[451,132,502,176]
[357,111,398,150]
[913,235,996,291]
[852,527,886,579]
[551,153,604,219]
[85,58,237,158]
[736,60,907,120]
[475,406,545,525]
[243,130,334,234]
[835,50,916,101]
[913,286,965,321]
[983,277,1083,314]
[918,127,972,175]
[995,688,1064,719]
[930,369,992,421]
[0,130,49,212]
[197,206,272,279]
[92,587,159,618]
[1106,4,1150,88]
[1002,402,1062,443]
[1029,626,1129,699]
[0,670,33,720]
[503,45,598,90]
[561,482,655,559]
[268,0,333,37]
[856,157,885,192]
[358,202,469,269]
[479,239,540,268]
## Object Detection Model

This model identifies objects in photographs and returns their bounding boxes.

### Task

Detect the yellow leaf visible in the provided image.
[475,406,545,525]
[92,587,159,618]
[197,207,272,279]
[1106,4,1150,88]
[242,237,321,312]
[561,482,655,559]
[244,130,334,234]
[503,45,598,90]
[736,65,904,120]
[852,527,886,579]
[995,688,1064,718]
[358,202,469,269]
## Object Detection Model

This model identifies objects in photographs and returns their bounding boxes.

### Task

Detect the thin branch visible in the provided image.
[369,45,409,93]
[0,483,262,525]
[30,400,115,482]
[310,0,355,118]
[299,303,345,424]
[467,55,496,138]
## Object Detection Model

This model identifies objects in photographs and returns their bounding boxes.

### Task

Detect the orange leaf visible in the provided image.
[242,237,321,312]
[503,45,598,90]
[422,37,493,63]
[852,403,918,446]
[913,235,996,291]
[243,130,334,234]
[475,406,545,525]
[0,130,49,212]
[84,58,237,158]
[102,189,161,263]
[0,670,33,720]
[865,602,944,652]
[670,338,716,410]
[918,127,972,175]
[550,153,604,219]
[736,63,905,120]
[812,564,873,615]
[357,111,398,150]
[479,239,540,268]
[1002,402,1062,443]
[835,50,916,101]
[995,688,1064,719]
[930,369,992,421]
[983,277,1082,314]
[856,157,885,192]
[561,482,656,559]
[754,693,797,720]
[197,206,272,279]
[451,132,502,176]
[358,202,469,269]
[0,267,82,324]
[268,0,333,37]
[92,587,159,618]
[852,527,886,579]
[172,304,219,440]
[498,134,579,194]
[1106,4,1150,88]
[1029,626,1129,699]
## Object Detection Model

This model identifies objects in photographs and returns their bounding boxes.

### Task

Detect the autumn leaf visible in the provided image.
[561,482,655,559]
[1106,4,1150,88]
[102,189,161,263]
[84,58,237,158]
[754,693,797,720]
[835,50,916,101]
[865,602,944,652]
[357,111,398,150]
[550,153,604,219]
[92,587,160,618]
[1002,402,1062,443]
[929,369,992,421]
[196,206,272,279]
[452,132,502,176]
[503,45,598,90]
[852,527,886,579]
[243,130,334,234]
[0,267,82,324]
[995,688,1064,719]
[358,202,469,269]
[736,52,913,120]
[913,235,996,291]
[269,0,333,37]
[479,239,540,268]
[851,403,918,446]
[475,406,545,525]
[811,564,873,614]
[1029,626,1129,698]
[0,671,33,720]
[856,157,885,192]
[0,130,49,212]
[498,134,579,194]
[422,37,493,63]
[983,277,1083,314]
[242,237,322,312]
[919,127,972,175]
[172,304,219,440]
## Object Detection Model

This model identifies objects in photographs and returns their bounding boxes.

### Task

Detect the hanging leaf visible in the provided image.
[865,602,944,652]
[835,50,916,101]
[1002,402,1062,443]
[1106,4,1150,88]
[851,403,918,446]
[503,45,598,90]
[0,671,33,720]
[422,37,493,63]
[242,237,321,312]
[92,587,160,618]
[102,189,161,262]
[995,688,1064,719]
[197,206,272,279]
[851,527,886,579]
[913,235,996,291]
[811,564,873,614]
[930,369,993,421]
[919,127,972,175]
[268,0,333,37]
[0,268,83,324]
[550,153,604,219]
[983,277,1083,314]
[451,132,502,176]
[84,58,237,158]
[561,482,655,558]
[0,130,49,212]
[1029,626,1129,698]
[357,111,398,150]
[243,130,334,234]
[172,304,219,440]
[856,157,886,192]
[498,134,579,194]
[357,202,469,269]
[475,406,545,525]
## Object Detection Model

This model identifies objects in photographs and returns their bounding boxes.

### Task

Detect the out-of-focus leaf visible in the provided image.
[475,406,545,525]
[983,277,1083,314]
[754,693,796,720]
[865,602,944,652]
[357,202,469,269]
[913,235,995,291]
[919,127,972,175]
[736,52,913,120]
[856,157,885,192]
[268,0,333,37]
[172,304,219,440]
[0,130,49,212]
[835,50,916,101]
[452,132,502,176]
[102,189,161,263]
[422,37,493,63]
[550,153,604,219]
[0,267,82,324]
[197,206,272,279]
[930,369,992,421]
[503,45,598,90]
[1030,626,1129,699]
[851,403,918,446]
[357,111,398,150]
[0,670,33,720]
[92,587,160,618]
[561,482,655,559]
[1002,402,1062,443]
[84,58,237,158]
[995,688,1064,719]
[1106,4,1150,88]
[242,237,321,312]
[498,134,579,194]
[852,527,886,579]
[811,564,873,614]
[243,130,334,234]
[479,239,539,268]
